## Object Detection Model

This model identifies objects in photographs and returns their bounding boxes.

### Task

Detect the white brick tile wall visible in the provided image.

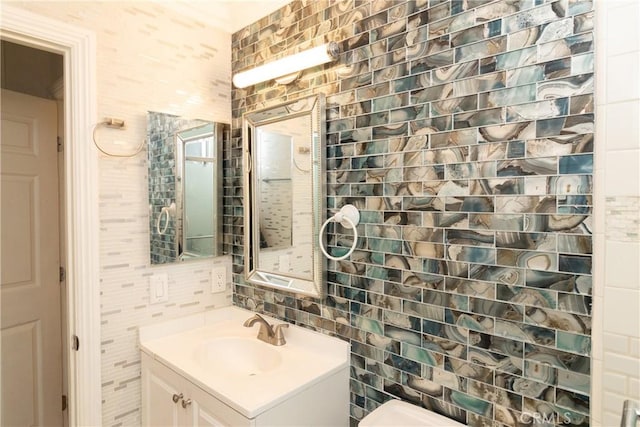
[603,289,640,337]
[631,338,640,358]
[604,352,640,378]
[603,371,628,393]
[594,0,640,425]
[603,332,630,354]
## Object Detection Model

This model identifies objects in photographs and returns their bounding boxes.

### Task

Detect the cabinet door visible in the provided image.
[141,354,184,427]
[191,402,226,427]
[142,353,252,427]
[187,382,252,427]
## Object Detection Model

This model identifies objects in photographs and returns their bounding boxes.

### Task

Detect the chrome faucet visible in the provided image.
[243,314,288,346]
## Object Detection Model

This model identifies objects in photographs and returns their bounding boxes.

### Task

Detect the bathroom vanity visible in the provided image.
[139,306,349,426]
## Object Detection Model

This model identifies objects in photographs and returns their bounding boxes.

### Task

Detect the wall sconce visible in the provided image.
[233,41,339,89]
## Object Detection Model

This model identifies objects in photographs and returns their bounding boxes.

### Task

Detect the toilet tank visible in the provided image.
[359,400,466,426]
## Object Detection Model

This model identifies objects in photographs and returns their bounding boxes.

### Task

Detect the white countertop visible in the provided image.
[139,306,350,419]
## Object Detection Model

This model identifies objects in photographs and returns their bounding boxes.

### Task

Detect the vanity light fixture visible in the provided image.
[233,41,340,88]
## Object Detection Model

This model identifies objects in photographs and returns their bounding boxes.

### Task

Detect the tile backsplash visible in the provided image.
[231,0,594,425]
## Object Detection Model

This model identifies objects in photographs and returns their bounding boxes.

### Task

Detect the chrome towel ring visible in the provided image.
[156,202,176,235]
[92,118,145,158]
[319,204,360,261]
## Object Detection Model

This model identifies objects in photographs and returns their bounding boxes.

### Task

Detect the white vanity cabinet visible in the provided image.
[139,307,350,426]
[142,352,349,427]
[142,353,249,427]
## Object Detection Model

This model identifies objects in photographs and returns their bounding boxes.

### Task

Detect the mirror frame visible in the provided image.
[243,94,326,297]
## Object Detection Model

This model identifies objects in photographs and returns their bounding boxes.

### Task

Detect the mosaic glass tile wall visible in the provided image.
[148,112,182,264]
[231,1,594,425]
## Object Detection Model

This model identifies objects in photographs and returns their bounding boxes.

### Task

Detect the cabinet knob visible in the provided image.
[181,398,192,408]
[172,393,183,403]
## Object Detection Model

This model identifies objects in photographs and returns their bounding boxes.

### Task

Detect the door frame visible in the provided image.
[1,6,101,426]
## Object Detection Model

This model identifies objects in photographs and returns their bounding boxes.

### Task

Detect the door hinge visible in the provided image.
[59,266,66,282]
[72,335,80,351]
[62,395,68,411]
[57,136,63,152]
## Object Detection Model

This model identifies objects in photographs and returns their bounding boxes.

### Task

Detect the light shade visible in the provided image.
[233,42,339,88]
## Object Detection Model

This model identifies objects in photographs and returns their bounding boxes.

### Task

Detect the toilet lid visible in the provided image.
[359,400,466,427]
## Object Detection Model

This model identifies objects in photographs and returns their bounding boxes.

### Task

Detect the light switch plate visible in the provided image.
[149,273,168,304]
[211,266,226,293]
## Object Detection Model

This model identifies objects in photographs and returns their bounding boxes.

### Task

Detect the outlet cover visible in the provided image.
[149,273,168,304]
[211,266,226,293]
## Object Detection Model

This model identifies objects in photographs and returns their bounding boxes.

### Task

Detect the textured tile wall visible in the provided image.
[148,112,184,264]
[8,2,234,426]
[231,0,595,425]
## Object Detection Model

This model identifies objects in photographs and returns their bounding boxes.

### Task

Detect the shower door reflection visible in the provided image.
[181,127,216,258]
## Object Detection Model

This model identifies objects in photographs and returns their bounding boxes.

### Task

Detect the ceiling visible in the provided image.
[156,0,291,33]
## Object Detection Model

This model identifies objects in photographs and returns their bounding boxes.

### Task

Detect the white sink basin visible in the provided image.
[139,306,349,419]
[193,337,282,376]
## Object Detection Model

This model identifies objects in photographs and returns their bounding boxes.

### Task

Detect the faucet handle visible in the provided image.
[274,323,289,346]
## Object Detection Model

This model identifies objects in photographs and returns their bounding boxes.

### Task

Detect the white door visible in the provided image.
[1,89,63,426]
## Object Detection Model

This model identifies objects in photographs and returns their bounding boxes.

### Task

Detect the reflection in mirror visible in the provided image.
[243,94,325,297]
[257,130,293,250]
[147,112,228,264]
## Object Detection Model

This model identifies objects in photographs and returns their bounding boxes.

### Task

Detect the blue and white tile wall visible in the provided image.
[231,0,594,425]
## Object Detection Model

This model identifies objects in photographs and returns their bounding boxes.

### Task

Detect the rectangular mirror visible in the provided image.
[243,94,326,297]
[147,111,228,264]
